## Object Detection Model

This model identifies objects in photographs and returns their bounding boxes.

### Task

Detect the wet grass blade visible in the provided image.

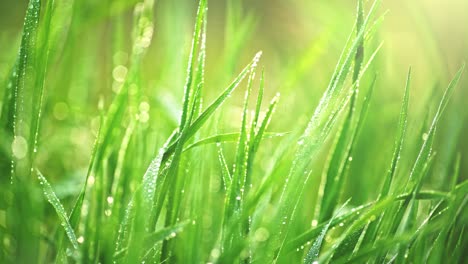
[163,51,262,161]
[406,64,464,191]
[6,1,47,262]
[37,170,79,249]
[217,144,232,191]
[183,132,286,152]
[381,68,411,197]
[355,68,411,253]
[222,50,260,254]
[304,200,350,263]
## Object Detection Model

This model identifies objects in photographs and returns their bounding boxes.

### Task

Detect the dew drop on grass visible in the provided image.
[210,248,220,258]
[311,219,318,227]
[77,236,84,244]
[348,156,353,161]
[104,209,112,217]
[88,175,95,186]
[236,196,241,201]
[422,133,429,141]
[11,136,28,159]
[38,172,79,248]
[107,196,114,204]
[112,65,128,82]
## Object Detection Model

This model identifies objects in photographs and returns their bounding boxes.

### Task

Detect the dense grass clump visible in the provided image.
[0,0,466,263]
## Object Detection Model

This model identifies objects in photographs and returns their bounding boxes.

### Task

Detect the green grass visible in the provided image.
[0,0,467,263]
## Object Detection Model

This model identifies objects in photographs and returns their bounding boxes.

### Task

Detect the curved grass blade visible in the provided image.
[318,197,394,262]
[304,200,350,263]
[183,132,287,152]
[37,170,79,249]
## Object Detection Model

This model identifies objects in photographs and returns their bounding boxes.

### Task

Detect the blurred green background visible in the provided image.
[1,0,467,204]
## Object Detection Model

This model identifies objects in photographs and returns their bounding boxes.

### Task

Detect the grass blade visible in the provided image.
[37,170,79,249]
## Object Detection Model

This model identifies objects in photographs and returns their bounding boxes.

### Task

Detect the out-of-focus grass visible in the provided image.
[0,0,467,263]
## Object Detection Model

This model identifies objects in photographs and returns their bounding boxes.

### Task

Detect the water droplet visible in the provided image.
[422,133,428,141]
[236,196,241,201]
[311,219,318,227]
[112,65,128,82]
[348,156,353,161]
[11,136,28,159]
[77,236,84,244]
[107,196,114,204]
[210,248,220,258]
[88,176,95,186]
